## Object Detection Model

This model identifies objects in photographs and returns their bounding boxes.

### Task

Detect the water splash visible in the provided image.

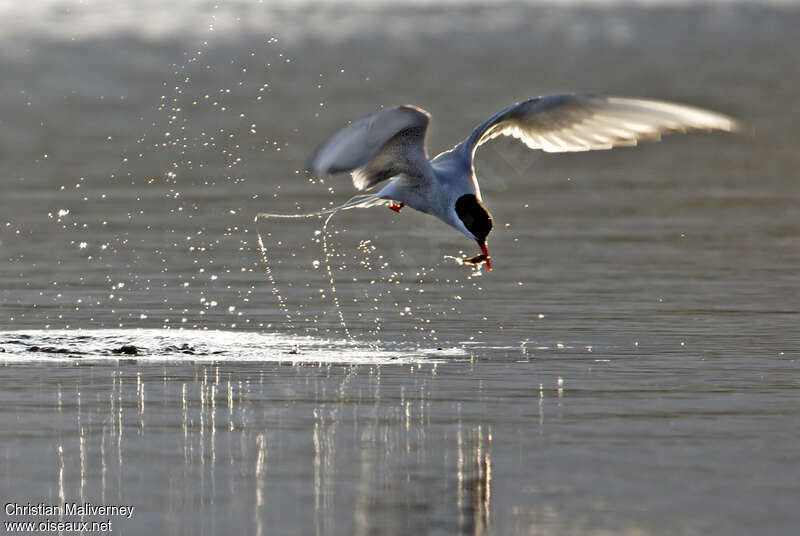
[254,193,387,347]
[0,329,458,364]
[254,192,386,222]
[443,255,488,276]
[319,212,353,343]
[255,231,294,330]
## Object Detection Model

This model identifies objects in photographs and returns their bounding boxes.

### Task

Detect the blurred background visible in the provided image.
[1,1,799,534]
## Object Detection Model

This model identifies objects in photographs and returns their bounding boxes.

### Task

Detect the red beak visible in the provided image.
[479,242,492,272]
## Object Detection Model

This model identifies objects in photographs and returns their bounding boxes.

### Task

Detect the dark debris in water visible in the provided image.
[164,343,198,355]
[112,345,139,356]
[27,345,85,356]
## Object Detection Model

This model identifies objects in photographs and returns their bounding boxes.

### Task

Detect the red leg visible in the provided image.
[389,202,405,213]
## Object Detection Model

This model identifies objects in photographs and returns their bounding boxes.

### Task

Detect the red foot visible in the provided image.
[389,202,405,213]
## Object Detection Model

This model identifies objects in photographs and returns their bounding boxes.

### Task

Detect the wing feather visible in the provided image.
[308,105,432,191]
[462,94,741,160]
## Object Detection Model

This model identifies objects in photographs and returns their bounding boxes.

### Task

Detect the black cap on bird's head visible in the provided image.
[455,194,493,271]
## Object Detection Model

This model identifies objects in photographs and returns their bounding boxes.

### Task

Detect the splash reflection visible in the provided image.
[13,363,497,534]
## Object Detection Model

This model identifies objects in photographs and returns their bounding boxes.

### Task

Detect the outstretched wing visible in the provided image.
[462,94,742,163]
[308,105,432,191]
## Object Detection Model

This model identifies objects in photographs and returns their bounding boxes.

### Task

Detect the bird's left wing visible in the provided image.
[461,94,742,164]
[308,105,433,190]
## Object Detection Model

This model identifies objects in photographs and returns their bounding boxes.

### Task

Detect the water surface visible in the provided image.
[1,1,799,534]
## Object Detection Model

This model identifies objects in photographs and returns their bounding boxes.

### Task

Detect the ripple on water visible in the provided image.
[0,329,461,364]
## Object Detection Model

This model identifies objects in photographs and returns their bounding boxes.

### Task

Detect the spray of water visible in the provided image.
[254,193,387,347]
[255,232,294,330]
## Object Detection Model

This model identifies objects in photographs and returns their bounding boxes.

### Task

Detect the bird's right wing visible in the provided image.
[461,94,742,164]
[308,105,433,191]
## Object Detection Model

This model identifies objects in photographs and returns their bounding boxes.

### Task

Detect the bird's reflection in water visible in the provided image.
[37,362,496,534]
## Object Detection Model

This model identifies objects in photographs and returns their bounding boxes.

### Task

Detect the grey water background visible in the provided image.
[1,0,799,534]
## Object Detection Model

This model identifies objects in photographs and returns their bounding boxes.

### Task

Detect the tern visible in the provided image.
[303,94,741,272]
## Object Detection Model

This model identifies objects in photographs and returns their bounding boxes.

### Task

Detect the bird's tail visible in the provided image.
[254,193,387,222]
